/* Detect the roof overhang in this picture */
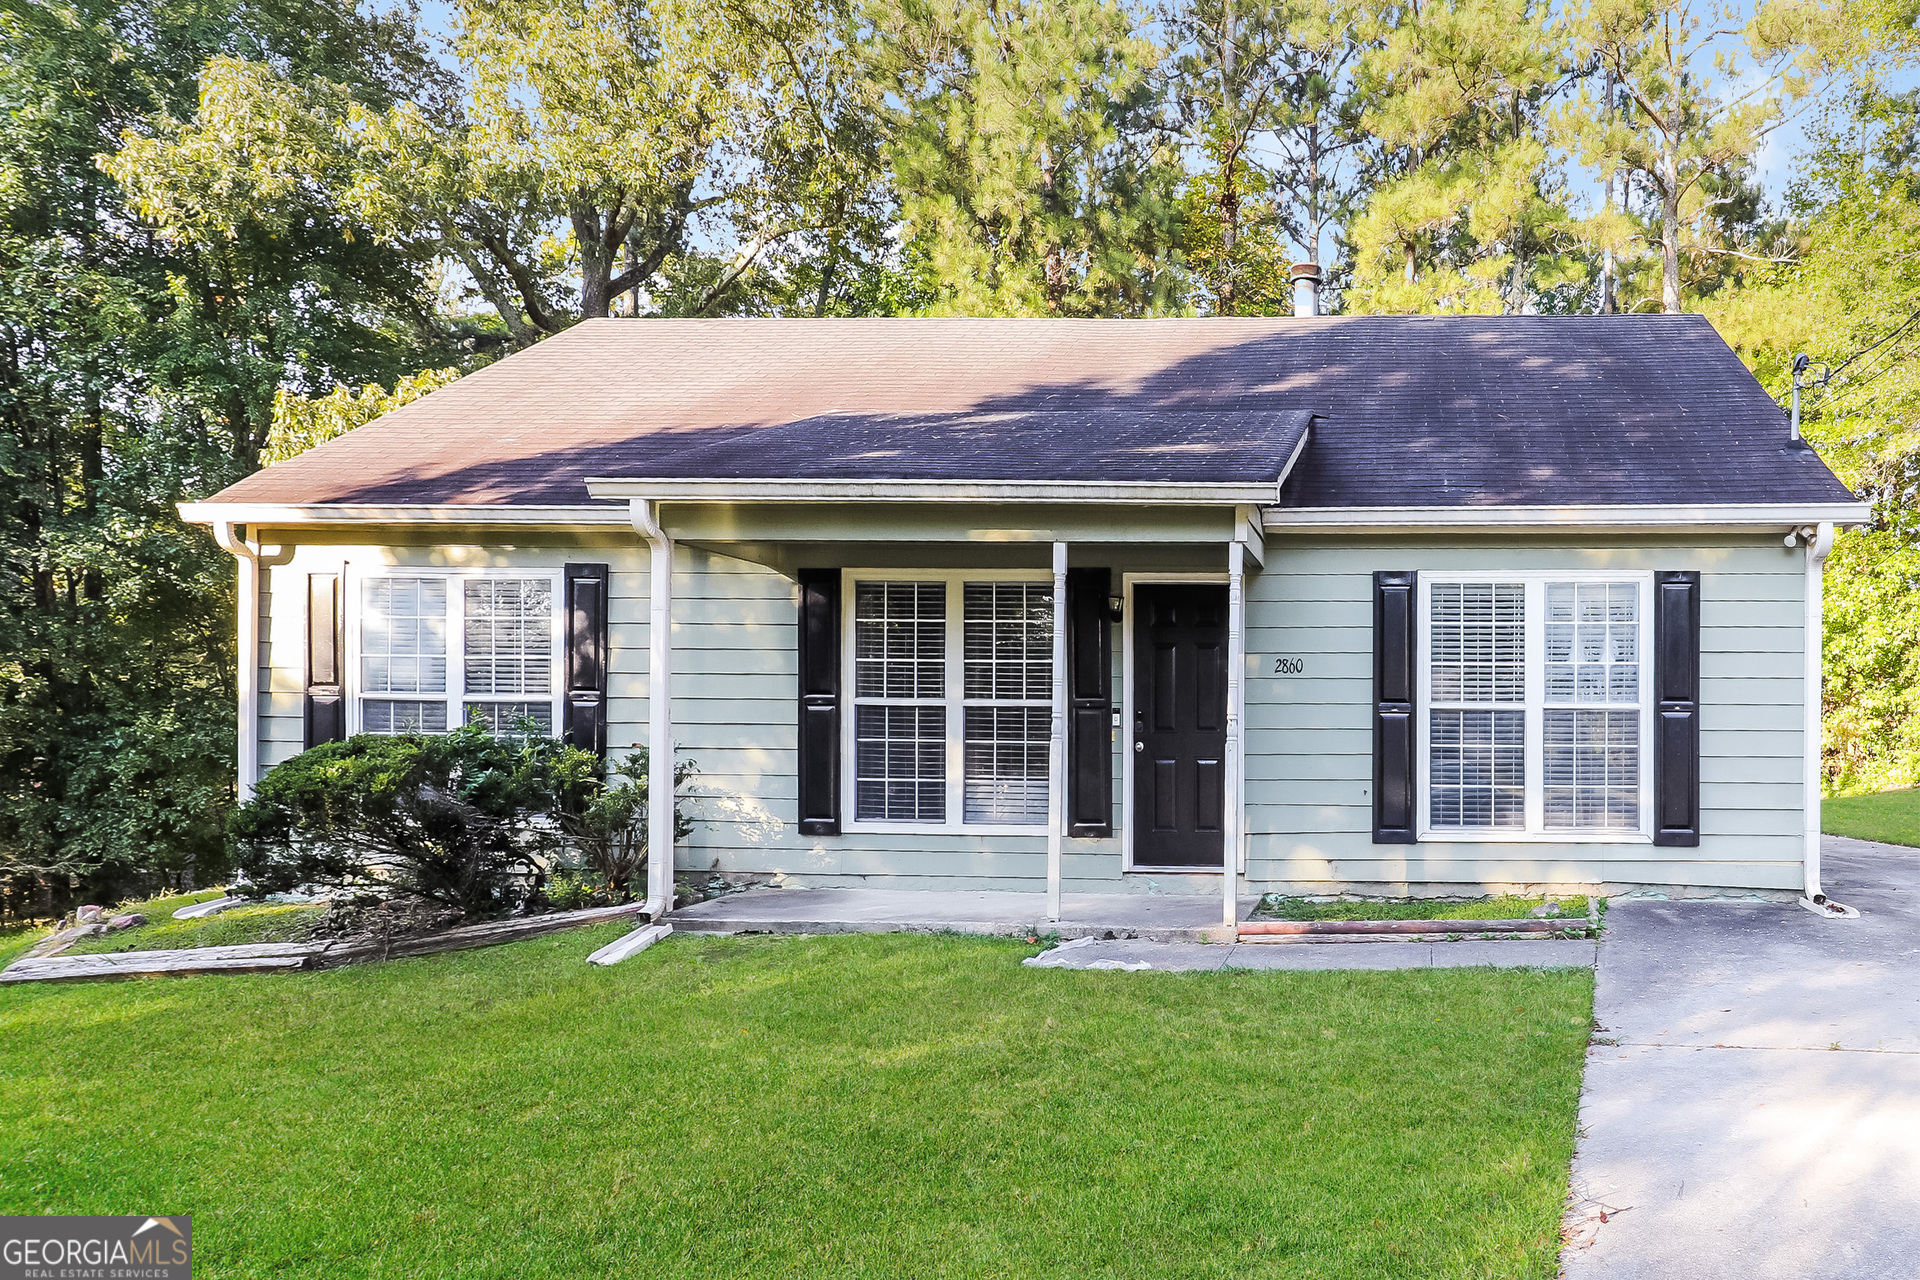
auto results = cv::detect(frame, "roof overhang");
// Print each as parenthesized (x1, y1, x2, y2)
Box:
(176, 502, 634, 527)
(1264, 502, 1873, 534)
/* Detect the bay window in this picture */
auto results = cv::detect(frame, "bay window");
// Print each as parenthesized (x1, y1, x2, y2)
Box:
(845, 572, 1054, 831)
(1418, 572, 1652, 840)
(353, 572, 561, 736)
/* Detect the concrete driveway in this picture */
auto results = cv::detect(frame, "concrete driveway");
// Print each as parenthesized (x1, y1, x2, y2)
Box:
(1563, 837, 1920, 1278)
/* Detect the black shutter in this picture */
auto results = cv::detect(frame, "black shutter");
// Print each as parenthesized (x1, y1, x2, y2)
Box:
(1653, 570, 1701, 846)
(797, 569, 841, 835)
(1066, 567, 1113, 838)
(562, 563, 610, 754)
(303, 573, 345, 748)
(1373, 571, 1417, 843)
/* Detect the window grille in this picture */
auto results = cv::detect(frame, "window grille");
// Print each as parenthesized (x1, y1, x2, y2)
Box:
(360, 577, 448, 734)
(1543, 582, 1641, 829)
(848, 576, 1056, 827)
(961, 583, 1053, 824)
(1422, 575, 1649, 838)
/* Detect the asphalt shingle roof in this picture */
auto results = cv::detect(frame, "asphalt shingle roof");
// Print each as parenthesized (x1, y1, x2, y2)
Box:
(202, 315, 1856, 509)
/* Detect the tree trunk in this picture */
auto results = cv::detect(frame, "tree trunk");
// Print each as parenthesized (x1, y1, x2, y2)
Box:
(1039, 144, 1067, 314)
(1660, 137, 1682, 313)
(1218, 155, 1240, 316)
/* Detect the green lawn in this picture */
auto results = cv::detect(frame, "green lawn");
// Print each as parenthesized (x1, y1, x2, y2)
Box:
(1255, 894, 1593, 922)
(1824, 787, 1920, 847)
(0, 929, 1591, 1279)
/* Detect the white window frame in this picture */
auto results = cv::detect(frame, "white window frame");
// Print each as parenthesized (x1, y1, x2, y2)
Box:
(1416, 569, 1655, 844)
(839, 568, 1056, 836)
(344, 566, 565, 737)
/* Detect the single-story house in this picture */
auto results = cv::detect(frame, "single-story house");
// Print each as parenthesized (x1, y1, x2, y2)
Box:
(180, 314, 1867, 928)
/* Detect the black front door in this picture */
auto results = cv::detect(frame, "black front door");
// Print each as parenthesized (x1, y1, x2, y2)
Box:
(1132, 584, 1227, 868)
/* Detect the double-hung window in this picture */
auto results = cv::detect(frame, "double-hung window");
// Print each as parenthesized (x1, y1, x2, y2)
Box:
(845, 572, 1054, 830)
(354, 572, 561, 736)
(1418, 572, 1652, 840)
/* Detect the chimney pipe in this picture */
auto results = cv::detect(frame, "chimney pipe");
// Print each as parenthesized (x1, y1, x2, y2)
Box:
(1290, 262, 1322, 318)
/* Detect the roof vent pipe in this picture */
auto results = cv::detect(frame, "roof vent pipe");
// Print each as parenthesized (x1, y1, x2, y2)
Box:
(1290, 263, 1322, 318)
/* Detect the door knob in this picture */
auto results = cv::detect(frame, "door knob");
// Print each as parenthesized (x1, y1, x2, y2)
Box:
(1134, 741, 1144, 752)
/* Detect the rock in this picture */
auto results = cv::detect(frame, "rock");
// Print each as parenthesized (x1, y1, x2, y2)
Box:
(75, 905, 105, 923)
(1530, 901, 1563, 918)
(106, 913, 147, 931)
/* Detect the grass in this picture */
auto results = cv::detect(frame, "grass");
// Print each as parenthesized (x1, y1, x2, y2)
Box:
(1824, 787, 1920, 848)
(0, 929, 1591, 1279)
(0, 923, 47, 970)
(60, 889, 325, 956)
(1254, 894, 1593, 922)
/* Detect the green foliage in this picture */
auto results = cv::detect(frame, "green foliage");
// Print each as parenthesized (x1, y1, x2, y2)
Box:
(1707, 91, 1920, 792)
(554, 750, 696, 903)
(230, 724, 599, 917)
(0, 932, 1593, 1277)
(1256, 894, 1593, 921)
(872, 0, 1184, 316)
(264, 367, 463, 464)
(231, 727, 697, 916)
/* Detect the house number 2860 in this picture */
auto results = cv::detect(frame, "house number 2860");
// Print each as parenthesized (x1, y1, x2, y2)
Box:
(1272, 657, 1305, 675)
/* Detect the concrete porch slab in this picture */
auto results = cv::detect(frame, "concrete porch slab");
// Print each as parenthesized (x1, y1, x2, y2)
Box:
(668, 887, 1250, 942)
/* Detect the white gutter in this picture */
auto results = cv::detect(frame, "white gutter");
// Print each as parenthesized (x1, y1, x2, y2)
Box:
(586, 478, 1290, 505)
(1799, 522, 1855, 916)
(1046, 541, 1067, 923)
(178, 502, 632, 527)
(629, 499, 677, 923)
(1264, 502, 1872, 531)
(209, 521, 261, 802)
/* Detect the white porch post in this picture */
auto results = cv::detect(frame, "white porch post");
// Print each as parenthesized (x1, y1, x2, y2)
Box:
(1224, 539, 1246, 932)
(1047, 541, 1068, 923)
(211, 521, 260, 802)
(632, 499, 677, 921)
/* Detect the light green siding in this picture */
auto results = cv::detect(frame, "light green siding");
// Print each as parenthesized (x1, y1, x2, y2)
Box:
(1242, 535, 1807, 894)
(248, 525, 1813, 898)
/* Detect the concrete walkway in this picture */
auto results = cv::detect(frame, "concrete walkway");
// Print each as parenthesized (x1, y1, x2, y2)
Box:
(1564, 836, 1920, 1279)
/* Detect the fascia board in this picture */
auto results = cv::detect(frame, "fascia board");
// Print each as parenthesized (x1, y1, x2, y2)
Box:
(176, 503, 634, 526)
(582, 478, 1286, 504)
(1261, 502, 1874, 532)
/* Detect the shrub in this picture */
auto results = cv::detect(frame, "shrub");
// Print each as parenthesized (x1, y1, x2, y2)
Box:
(230, 726, 696, 919)
(554, 751, 696, 904)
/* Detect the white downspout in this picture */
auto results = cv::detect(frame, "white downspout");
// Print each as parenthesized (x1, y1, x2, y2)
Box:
(210, 520, 261, 802)
(1224, 540, 1246, 933)
(1047, 541, 1068, 923)
(630, 499, 677, 923)
(1801, 521, 1848, 913)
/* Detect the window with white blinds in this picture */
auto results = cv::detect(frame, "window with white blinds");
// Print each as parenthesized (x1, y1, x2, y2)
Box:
(847, 574, 1056, 829)
(463, 578, 554, 734)
(853, 582, 948, 822)
(962, 583, 1053, 824)
(354, 573, 559, 737)
(1419, 574, 1651, 840)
